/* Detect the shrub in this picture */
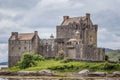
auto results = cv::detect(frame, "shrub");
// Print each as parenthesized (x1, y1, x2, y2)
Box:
(103, 62, 118, 70)
(56, 49, 65, 59)
(105, 55, 109, 61)
(60, 58, 71, 63)
(18, 52, 44, 69)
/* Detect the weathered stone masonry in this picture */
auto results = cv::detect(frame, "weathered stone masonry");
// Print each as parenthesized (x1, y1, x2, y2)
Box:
(8, 13, 105, 67)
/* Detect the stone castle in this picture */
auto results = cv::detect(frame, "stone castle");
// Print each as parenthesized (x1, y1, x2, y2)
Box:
(8, 13, 105, 67)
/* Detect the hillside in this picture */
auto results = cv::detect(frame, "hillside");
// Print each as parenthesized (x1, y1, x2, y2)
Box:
(106, 49, 120, 61)
(0, 62, 8, 65)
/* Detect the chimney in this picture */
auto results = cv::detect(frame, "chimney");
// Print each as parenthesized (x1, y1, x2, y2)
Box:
(86, 13, 90, 19)
(11, 32, 15, 36)
(94, 24, 98, 31)
(15, 32, 18, 40)
(34, 31, 38, 35)
(63, 16, 69, 20)
(86, 13, 90, 26)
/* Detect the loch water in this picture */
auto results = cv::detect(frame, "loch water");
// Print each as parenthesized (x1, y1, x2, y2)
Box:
(0, 77, 120, 80)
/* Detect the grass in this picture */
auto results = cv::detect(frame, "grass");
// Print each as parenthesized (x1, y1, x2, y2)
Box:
(8, 59, 120, 74)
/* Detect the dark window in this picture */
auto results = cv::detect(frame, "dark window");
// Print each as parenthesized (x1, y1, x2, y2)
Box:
(12, 47, 14, 50)
(24, 47, 26, 50)
(19, 47, 21, 50)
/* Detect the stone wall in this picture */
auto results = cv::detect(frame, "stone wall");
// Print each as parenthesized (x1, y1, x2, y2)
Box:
(66, 44, 105, 61)
(8, 40, 32, 67)
(40, 39, 56, 58)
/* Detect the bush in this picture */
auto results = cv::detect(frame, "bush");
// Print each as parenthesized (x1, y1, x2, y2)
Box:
(56, 49, 65, 59)
(103, 62, 118, 70)
(60, 58, 71, 63)
(18, 52, 44, 69)
(105, 55, 109, 61)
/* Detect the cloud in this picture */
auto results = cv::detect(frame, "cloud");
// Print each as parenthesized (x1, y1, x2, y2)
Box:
(0, 0, 120, 62)
(0, 43, 8, 63)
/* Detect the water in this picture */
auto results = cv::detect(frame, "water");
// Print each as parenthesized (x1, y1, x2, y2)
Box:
(0, 77, 120, 80)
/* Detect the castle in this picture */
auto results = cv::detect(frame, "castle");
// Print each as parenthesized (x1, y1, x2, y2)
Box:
(8, 13, 105, 67)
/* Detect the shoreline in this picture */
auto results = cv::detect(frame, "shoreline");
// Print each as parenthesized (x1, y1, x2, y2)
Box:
(0, 75, 120, 79)
(0, 71, 120, 78)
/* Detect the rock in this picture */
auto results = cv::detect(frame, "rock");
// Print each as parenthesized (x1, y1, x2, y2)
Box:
(38, 70, 54, 76)
(113, 71, 120, 75)
(77, 70, 90, 76)
(17, 71, 37, 76)
(106, 74, 114, 77)
(0, 71, 11, 75)
(113, 71, 120, 76)
(91, 72, 107, 77)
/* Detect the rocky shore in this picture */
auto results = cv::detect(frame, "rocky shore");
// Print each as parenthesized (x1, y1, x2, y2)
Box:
(0, 70, 120, 77)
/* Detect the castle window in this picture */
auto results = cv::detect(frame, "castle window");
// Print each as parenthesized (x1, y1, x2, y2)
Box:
(19, 47, 21, 50)
(90, 36, 93, 42)
(12, 47, 14, 50)
(24, 47, 26, 50)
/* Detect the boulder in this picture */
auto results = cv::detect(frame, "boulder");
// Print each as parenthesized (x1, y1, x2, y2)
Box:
(113, 71, 120, 75)
(113, 71, 120, 76)
(91, 72, 107, 77)
(77, 70, 90, 76)
(17, 71, 37, 76)
(38, 70, 54, 76)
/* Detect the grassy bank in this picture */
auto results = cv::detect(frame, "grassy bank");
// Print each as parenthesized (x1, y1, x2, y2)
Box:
(8, 59, 120, 74)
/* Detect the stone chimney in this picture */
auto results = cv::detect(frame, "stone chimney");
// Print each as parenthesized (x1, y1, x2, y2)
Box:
(14, 32, 18, 40)
(63, 16, 69, 21)
(86, 13, 90, 26)
(86, 13, 90, 19)
(34, 31, 38, 35)
(11, 32, 15, 36)
(11, 32, 18, 40)
(94, 24, 98, 31)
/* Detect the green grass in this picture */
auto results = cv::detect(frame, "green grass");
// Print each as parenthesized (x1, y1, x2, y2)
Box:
(8, 59, 120, 74)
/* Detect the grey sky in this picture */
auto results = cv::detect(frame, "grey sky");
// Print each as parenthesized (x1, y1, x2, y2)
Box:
(0, 0, 120, 63)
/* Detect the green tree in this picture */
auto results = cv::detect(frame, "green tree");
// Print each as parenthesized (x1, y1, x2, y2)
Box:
(105, 55, 109, 61)
(18, 52, 44, 69)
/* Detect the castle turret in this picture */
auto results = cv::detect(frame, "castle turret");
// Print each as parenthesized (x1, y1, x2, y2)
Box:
(75, 31, 80, 40)
(50, 33, 54, 39)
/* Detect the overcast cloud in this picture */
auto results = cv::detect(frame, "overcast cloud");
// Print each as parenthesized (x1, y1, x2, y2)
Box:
(0, 0, 120, 63)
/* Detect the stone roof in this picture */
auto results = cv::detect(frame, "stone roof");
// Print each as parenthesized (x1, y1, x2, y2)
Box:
(61, 16, 87, 25)
(18, 33, 35, 40)
(10, 33, 35, 40)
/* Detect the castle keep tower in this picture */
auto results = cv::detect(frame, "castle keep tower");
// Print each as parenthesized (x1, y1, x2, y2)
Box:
(57, 13, 97, 47)
(56, 13, 105, 61)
